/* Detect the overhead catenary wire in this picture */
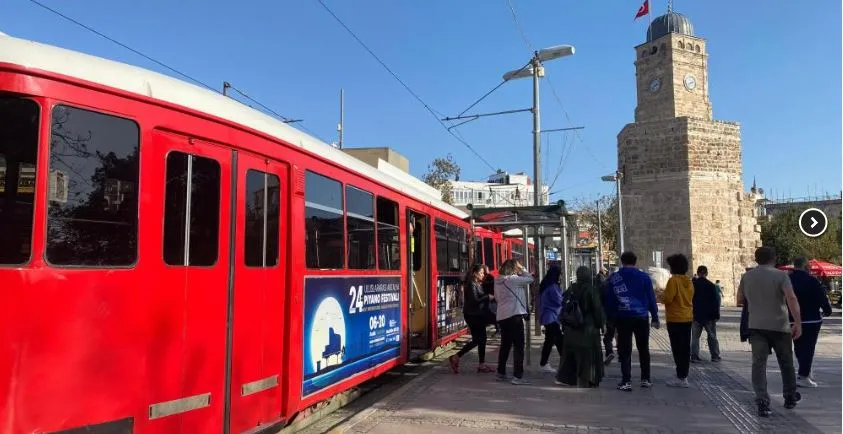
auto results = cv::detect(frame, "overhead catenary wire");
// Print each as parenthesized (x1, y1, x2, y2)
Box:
(504, 0, 611, 181)
(26, 0, 331, 143)
(317, 0, 497, 172)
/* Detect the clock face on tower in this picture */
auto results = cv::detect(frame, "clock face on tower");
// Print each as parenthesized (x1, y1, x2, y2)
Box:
(649, 78, 661, 93)
(684, 74, 697, 91)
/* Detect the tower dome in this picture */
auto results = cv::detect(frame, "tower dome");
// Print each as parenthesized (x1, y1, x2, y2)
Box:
(646, 10, 694, 41)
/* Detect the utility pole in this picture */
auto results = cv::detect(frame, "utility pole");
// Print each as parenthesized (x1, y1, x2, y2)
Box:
(338, 89, 344, 149)
(596, 199, 604, 271)
(531, 52, 546, 295)
(616, 171, 625, 255)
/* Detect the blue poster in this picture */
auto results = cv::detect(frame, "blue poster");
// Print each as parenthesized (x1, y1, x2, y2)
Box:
(302, 276, 402, 396)
(437, 276, 466, 337)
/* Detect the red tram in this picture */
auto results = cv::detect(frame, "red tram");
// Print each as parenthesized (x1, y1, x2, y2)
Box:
(0, 34, 520, 433)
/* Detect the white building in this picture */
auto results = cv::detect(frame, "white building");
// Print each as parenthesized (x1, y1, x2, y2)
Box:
(449, 171, 549, 211)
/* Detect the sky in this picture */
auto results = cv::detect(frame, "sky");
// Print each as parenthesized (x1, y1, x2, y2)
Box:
(4, 0, 840, 203)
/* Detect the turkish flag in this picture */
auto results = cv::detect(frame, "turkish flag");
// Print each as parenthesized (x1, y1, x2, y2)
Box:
(635, 0, 649, 20)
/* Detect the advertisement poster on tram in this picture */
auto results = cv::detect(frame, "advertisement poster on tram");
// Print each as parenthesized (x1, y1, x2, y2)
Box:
(301, 276, 402, 396)
(437, 276, 466, 338)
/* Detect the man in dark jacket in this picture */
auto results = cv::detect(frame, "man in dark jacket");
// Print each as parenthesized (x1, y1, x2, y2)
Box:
(789, 257, 833, 388)
(691, 266, 721, 362)
(596, 268, 615, 365)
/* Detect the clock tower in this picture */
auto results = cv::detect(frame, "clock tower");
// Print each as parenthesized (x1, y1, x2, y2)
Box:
(617, 8, 760, 304)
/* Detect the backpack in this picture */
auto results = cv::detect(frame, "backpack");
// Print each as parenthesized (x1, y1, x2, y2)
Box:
(560, 288, 584, 330)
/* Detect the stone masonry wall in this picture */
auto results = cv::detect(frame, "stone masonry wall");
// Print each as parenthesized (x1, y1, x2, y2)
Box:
(686, 119, 760, 304)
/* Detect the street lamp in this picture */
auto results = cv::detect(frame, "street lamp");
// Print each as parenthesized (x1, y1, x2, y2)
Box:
(602, 171, 624, 258)
(502, 44, 575, 277)
(502, 44, 575, 211)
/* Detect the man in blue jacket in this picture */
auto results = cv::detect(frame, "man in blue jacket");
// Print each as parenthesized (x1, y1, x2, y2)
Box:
(691, 265, 721, 363)
(603, 251, 660, 392)
(789, 257, 833, 388)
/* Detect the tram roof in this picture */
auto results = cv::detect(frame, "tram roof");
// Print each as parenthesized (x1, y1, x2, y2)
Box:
(0, 33, 468, 220)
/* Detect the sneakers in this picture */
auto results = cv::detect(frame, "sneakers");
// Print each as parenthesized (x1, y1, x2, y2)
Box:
(554, 379, 573, 387)
(690, 356, 702, 364)
(496, 373, 512, 382)
(640, 379, 653, 388)
(448, 355, 459, 374)
(711, 356, 722, 362)
(666, 378, 690, 388)
(617, 382, 632, 392)
(757, 402, 772, 417)
(784, 392, 802, 409)
(603, 353, 615, 366)
(797, 376, 818, 388)
(510, 377, 531, 385)
(477, 364, 495, 373)
(540, 364, 556, 374)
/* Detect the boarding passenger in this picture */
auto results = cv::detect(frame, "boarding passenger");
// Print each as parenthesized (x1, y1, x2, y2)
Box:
(495, 259, 534, 385)
(450, 264, 495, 374)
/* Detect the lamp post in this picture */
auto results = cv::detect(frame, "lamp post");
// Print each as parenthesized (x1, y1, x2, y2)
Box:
(602, 171, 624, 260)
(503, 44, 575, 279)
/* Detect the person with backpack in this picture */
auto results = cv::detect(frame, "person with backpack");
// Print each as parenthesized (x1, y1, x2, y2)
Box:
(449, 264, 496, 374)
(539, 265, 565, 373)
(555, 266, 606, 388)
(603, 252, 660, 392)
(494, 259, 534, 385)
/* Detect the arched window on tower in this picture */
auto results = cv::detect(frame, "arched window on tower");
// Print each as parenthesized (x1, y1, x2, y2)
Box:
(695, 45, 701, 53)
(679, 41, 685, 49)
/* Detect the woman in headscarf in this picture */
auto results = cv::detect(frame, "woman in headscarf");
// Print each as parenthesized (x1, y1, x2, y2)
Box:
(556, 266, 605, 388)
(539, 265, 564, 373)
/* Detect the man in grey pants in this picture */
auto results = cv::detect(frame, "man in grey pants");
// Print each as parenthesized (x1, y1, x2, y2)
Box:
(737, 247, 802, 417)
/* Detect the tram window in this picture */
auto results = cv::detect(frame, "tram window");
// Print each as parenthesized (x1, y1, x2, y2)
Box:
(163, 152, 221, 266)
(474, 239, 482, 265)
(346, 185, 375, 270)
(446, 225, 461, 272)
(46, 105, 139, 266)
(434, 219, 448, 273)
(496, 243, 502, 269)
(455, 227, 468, 273)
(245, 170, 280, 267)
(376, 197, 400, 270)
(483, 237, 494, 270)
(0, 97, 39, 265)
(305, 171, 344, 269)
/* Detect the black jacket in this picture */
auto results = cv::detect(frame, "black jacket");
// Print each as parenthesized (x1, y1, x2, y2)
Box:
(692, 277, 720, 323)
(788, 270, 833, 323)
(463, 280, 490, 316)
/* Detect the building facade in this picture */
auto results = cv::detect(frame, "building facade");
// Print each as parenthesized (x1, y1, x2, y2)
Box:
(616, 8, 761, 304)
(448, 171, 549, 211)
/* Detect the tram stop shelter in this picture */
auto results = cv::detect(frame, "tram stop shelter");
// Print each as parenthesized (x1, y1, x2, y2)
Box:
(465, 200, 573, 365)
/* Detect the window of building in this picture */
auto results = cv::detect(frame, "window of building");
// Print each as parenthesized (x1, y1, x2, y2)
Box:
(483, 237, 494, 270)
(346, 185, 375, 270)
(163, 152, 221, 266)
(0, 97, 39, 265)
(47, 105, 140, 266)
(245, 170, 280, 267)
(305, 171, 344, 269)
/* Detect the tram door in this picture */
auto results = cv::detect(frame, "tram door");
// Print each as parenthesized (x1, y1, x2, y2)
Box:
(407, 211, 431, 356)
(228, 152, 288, 433)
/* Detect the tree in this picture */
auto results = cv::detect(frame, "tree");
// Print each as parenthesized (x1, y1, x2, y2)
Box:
(422, 154, 461, 204)
(761, 207, 842, 265)
(571, 195, 619, 264)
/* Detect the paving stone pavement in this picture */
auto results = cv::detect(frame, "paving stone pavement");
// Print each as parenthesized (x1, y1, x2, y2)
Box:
(327, 311, 840, 434)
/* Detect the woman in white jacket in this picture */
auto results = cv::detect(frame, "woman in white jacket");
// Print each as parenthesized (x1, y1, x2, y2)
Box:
(494, 259, 535, 385)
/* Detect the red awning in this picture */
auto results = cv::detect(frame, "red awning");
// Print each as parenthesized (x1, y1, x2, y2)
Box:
(778, 259, 842, 278)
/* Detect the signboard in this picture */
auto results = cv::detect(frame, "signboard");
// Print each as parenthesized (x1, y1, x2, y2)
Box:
(302, 276, 402, 396)
(437, 276, 465, 337)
